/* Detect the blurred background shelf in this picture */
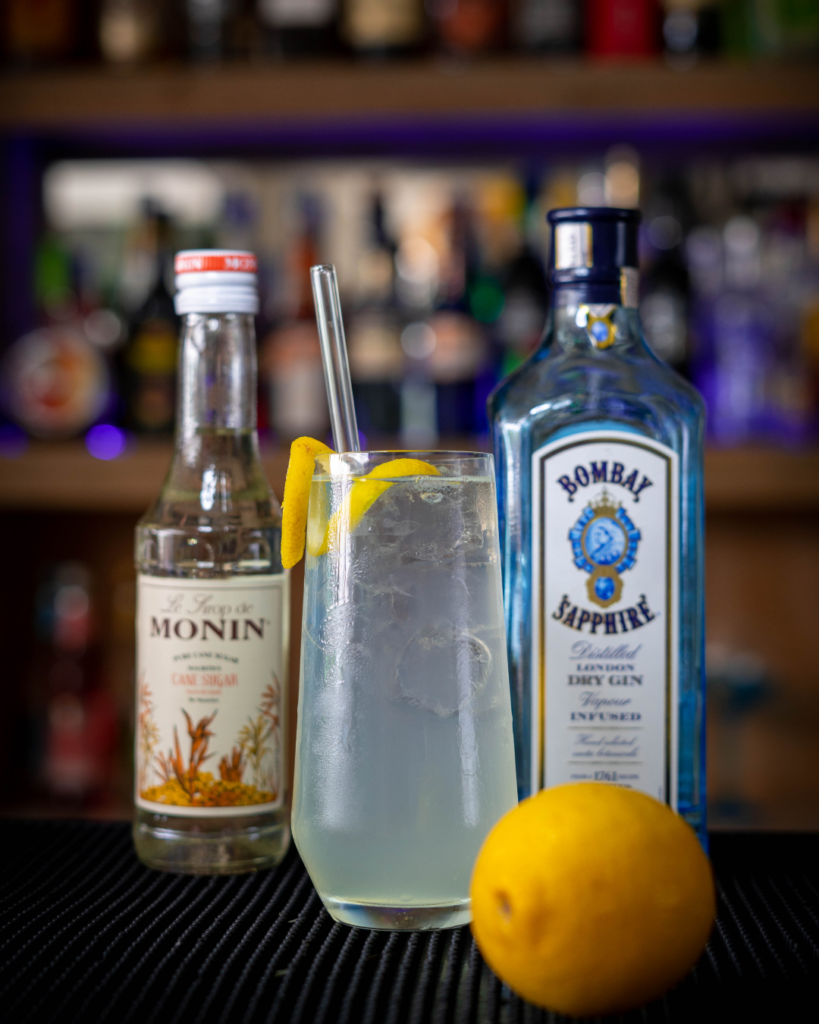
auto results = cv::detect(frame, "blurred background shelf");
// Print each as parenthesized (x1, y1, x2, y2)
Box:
(2, 61, 818, 128)
(1, 441, 818, 513)
(704, 447, 819, 513)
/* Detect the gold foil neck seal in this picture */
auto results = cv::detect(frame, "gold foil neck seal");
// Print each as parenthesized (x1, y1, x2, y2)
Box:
(555, 222, 593, 270)
(620, 267, 639, 308)
(579, 305, 617, 349)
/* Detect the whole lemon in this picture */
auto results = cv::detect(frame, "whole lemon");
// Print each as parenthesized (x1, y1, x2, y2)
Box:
(470, 783, 715, 1017)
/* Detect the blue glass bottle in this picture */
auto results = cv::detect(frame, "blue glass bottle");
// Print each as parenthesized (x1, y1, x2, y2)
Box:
(489, 208, 706, 844)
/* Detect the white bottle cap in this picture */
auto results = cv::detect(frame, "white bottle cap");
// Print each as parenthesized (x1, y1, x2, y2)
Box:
(174, 250, 259, 315)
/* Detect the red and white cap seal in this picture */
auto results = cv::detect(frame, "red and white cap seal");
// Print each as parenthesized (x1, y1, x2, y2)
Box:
(174, 249, 259, 315)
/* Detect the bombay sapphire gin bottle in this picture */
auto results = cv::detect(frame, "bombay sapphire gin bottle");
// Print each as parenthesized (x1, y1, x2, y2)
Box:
(489, 208, 706, 843)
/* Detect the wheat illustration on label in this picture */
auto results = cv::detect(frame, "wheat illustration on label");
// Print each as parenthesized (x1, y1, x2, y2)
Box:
(139, 673, 283, 808)
(136, 676, 160, 796)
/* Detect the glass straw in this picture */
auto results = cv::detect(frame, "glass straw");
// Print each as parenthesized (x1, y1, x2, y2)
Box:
(310, 264, 361, 453)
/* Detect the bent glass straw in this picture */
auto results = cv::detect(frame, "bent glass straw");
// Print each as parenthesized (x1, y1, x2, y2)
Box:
(310, 264, 361, 454)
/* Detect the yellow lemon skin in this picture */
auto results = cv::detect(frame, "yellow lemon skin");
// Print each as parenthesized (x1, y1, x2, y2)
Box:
(310, 457, 440, 557)
(470, 783, 715, 1018)
(281, 436, 334, 569)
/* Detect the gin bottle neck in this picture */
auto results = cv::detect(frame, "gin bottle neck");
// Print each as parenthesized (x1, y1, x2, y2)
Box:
(546, 280, 645, 356)
(176, 312, 258, 453)
(550, 265, 639, 310)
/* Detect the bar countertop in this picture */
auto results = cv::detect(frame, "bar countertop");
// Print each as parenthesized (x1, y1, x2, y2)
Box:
(0, 821, 817, 1023)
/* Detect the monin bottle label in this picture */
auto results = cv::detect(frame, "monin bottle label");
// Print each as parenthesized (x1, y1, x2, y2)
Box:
(531, 432, 679, 806)
(136, 575, 288, 817)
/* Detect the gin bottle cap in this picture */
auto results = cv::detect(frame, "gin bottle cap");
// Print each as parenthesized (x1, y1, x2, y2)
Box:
(547, 208, 640, 293)
(174, 249, 259, 315)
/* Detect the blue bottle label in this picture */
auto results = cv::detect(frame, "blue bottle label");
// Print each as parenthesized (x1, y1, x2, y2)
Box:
(531, 432, 680, 806)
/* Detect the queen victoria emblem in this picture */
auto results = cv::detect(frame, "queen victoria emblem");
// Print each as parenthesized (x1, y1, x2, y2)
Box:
(579, 304, 617, 349)
(568, 489, 640, 608)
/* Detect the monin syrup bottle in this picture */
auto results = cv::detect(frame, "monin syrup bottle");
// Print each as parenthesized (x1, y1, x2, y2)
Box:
(134, 251, 290, 873)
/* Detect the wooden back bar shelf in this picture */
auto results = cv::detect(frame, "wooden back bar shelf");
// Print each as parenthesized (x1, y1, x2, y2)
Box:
(1, 61, 817, 130)
(1, 442, 817, 514)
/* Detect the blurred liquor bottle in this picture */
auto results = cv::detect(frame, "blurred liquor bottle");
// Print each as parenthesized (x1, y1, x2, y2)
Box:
(342, 0, 426, 55)
(426, 194, 490, 436)
(803, 293, 819, 437)
(397, 199, 457, 444)
(120, 205, 179, 435)
(257, 0, 339, 55)
(585, 0, 660, 56)
(1, 324, 110, 440)
(803, 199, 819, 435)
(428, 0, 507, 54)
(0, 236, 112, 439)
(721, 0, 757, 53)
(494, 187, 549, 379)
(640, 176, 693, 375)
(771, 0, 819, 54)
(763, 200, 818, 445)
(186, 0, 254, 60)
(510, 0, 581, 52)
(2, 0, 79, 65)
(99, 0, 171, 64)
(706, 643, 770, 824)
(660, 0, 721, 66)
(686, 195, 819, 446)
(348, 194, 404, 437)
(35, 231, 126, 347)
(689, 217, 776, 445)
(723, 0, 819, 55)
(465, 176, 530, 401)
(260, 196, 330, 439)
(30, 563, 119, 808)
(641, 238, 691, 375)
(216, 190, 259, 252)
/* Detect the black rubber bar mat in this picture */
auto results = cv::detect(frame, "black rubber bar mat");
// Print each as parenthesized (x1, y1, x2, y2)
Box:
(1, 822, 817, 1023)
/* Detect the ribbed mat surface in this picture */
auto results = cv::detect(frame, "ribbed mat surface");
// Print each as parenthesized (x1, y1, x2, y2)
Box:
(1, 822, 817, 1024)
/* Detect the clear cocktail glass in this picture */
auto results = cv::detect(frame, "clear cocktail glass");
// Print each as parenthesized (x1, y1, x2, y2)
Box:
(292, 450, 518, 930)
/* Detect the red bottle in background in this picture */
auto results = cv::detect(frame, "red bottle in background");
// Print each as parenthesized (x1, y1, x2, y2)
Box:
(429, 0, 507, 54)
(585, 0, 660, 57)
(3, 0, 77, 64)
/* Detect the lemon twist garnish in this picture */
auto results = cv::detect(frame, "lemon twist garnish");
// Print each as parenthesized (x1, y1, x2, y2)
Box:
(309, 457, 440, 558)
(281, 440, 441, 568)
(281, 436, 334, 569)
